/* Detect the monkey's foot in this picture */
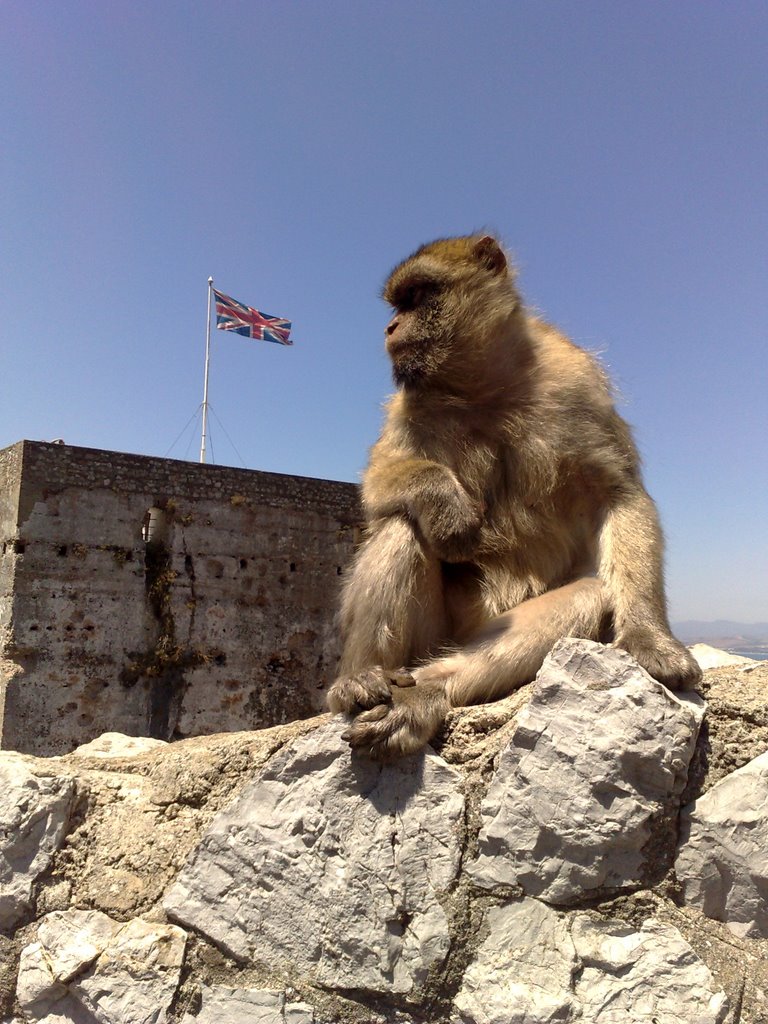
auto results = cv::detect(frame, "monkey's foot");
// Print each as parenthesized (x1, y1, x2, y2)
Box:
(615, 630, 703, 691)
(341, 680, 449, 761)
(327, 666, 415, 715)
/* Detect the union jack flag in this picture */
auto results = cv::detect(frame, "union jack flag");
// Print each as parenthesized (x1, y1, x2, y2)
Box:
(212, 288, 293, 346)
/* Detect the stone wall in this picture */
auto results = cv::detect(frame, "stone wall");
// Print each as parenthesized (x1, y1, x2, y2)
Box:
(0, 441, 360, 756)
(2, 642, 767, 1023)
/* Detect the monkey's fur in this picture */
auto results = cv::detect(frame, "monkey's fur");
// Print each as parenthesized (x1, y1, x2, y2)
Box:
(328, 234, 701, 760)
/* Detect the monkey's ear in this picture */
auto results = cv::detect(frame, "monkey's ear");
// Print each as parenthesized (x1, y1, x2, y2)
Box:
(472, 236, 507, 275)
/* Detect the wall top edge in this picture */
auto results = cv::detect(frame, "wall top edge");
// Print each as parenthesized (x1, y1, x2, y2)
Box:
(2, 440, 361, 519)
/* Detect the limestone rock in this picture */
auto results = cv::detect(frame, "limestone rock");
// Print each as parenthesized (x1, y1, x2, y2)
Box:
(0, 753, 74, 929)
(453, 898, 578, 1023)
(181, 986, 314, 1023)
(36, 725, 314, 923)
(676, 749, 768, 938)
(165, 719, 464, 994)
(1, 654, 765, 1023)
(690, 644, 758, 670)
(571, 916, 727, 1023)
(17, 908, 186, 1023)
(70, 733, 169, 759)
(469, 639, 704, 903)
(454, 899, 727, 1024)
(16, 908, 117, 1005)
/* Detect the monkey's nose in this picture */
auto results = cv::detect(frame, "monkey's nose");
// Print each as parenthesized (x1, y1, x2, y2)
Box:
(386, 318, 399, 336)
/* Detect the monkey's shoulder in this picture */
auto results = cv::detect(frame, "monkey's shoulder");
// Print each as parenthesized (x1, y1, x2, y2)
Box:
(526, 315, 611, 392)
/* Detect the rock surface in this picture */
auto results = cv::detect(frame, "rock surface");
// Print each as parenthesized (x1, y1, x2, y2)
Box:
(17, 908, 186, 1023)
(180, 986, 315, 1024)
(571, 915, 727, 1023)
(164, 719, 464, 994)
(469, 640, 704, 902)
(676, 749, 768, 938)
(0, 754, 75, 930)
(454, 898, 727, 1024)
(69, 734, 169, 759)
(453, 898, 576, 1023)
(1, 641, 767, 1023)
(689, 643, 759, 671)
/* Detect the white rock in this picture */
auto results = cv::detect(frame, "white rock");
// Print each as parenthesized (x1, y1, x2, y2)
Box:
(17, 909, 117, 1006)
(181, 985, 314, 1024)
(74, 917, 186, 1022)
(15, 942, 67, 1011)
(469, 639, 704, 903)
(284, 1005, 314, 1024)
(17, 909, 186, 1023)
(454, 901, 726, 1024)
(676, 749, 768, 938)
(689, 644, 758, 670)
(69, 732, 169, 758)
(0, 753, 75, 929)
(453, 898, 577, 1023)
(165, 719, 464, 994)
(572, 916, 728, 1023)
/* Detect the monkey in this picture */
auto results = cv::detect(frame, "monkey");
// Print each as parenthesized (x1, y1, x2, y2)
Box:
(327, 234, 701, 760)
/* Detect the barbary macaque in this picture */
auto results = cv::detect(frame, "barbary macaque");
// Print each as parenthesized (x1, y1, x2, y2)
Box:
(328, 234, 700, 759)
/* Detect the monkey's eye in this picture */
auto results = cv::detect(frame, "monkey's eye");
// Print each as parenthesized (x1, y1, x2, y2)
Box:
(396, 290, 418, 313)
(394, 281, 438, 313)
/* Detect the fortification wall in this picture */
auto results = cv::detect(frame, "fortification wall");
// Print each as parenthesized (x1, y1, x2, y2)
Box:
(0, 442, 25, 741)
(0, 441, 361, 756)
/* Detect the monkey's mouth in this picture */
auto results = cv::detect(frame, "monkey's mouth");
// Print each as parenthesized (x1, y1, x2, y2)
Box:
(386, 337, 422, 360)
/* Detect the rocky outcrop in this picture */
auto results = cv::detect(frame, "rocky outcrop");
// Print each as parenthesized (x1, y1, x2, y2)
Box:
(0, 755, 75, 931)
(454, 899, 728, 1024)
(164, 721, 465, 993)
(676, 749, 768, 939)
(469, 643, 704, 902)
(16, 910, 186, 1023)
(1, 639, 767, 1024)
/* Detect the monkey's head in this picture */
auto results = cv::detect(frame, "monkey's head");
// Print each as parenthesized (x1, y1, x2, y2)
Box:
(382, 234, 524, 395)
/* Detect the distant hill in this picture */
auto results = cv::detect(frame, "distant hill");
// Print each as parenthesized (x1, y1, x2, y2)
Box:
(673, 620, 768, 642)
(673, 620, 768, 660)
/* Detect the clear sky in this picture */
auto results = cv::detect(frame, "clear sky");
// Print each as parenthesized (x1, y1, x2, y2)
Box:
(2, 2, 766, 623)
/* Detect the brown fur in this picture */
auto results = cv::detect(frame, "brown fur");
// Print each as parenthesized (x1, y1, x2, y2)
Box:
(327, 234, 701, 760)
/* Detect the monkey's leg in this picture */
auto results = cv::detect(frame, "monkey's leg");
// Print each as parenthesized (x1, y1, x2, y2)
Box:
(599, 488, 701, 690)
(343, 577, 606, 759)
(424, 576, 608, 705)
(327, 516, 448, 716)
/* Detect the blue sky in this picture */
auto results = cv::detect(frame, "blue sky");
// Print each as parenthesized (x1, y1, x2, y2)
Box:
(2, 1, 766, 623)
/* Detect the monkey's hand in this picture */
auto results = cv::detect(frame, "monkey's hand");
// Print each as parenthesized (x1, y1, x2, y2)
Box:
(340, 679, 449, 761)
(415, 490, 484, 563)
(327, 666, 416, 716)
(364, 455, 484, 562)
(615, 628, 702, 691)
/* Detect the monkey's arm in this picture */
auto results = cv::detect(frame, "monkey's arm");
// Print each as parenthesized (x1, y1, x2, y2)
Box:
(363, 444, 483, 562)
(598, 483, 701, 689)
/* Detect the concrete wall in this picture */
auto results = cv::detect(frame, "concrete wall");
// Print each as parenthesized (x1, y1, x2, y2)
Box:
(0, 441, 361, 756)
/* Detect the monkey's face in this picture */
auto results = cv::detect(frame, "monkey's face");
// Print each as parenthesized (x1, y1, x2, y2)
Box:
(382, 235, 519, 393)
(384, 279, 450, 389)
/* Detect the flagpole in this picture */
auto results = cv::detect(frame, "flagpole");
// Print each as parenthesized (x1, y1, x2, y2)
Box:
(200, 277, 213, 464)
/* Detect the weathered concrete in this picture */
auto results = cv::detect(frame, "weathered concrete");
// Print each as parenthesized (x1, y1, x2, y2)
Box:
(0, 441, 360, 755)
